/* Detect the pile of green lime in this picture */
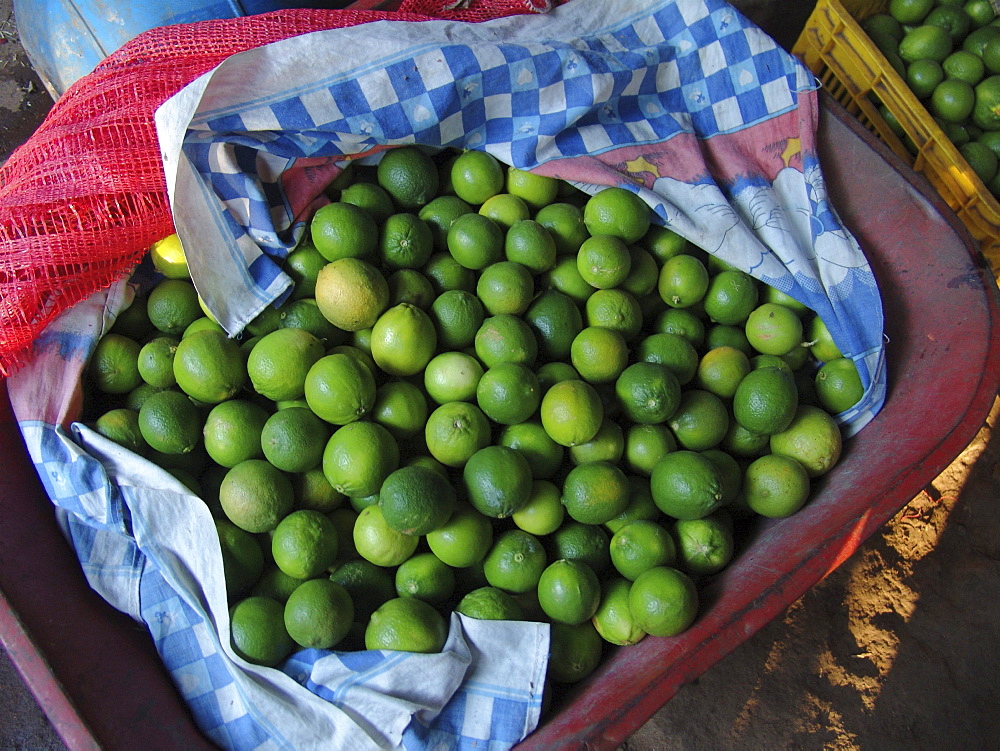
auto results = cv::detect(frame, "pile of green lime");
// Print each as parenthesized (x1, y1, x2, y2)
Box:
(860, 0, 1000, 193)
(83, 146, 860, 684)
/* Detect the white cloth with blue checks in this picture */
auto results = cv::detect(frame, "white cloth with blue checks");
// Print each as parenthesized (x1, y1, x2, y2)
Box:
(157, 0, 885, 435)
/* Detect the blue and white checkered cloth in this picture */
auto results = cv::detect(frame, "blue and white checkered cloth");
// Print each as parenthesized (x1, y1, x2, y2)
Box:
(157, 0, 885, 436)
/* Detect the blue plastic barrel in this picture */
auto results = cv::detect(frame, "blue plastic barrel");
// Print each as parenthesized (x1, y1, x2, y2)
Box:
(14, 0, 354, 97)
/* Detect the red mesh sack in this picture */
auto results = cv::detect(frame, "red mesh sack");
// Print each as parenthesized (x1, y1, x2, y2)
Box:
(0, 0, 553, 376)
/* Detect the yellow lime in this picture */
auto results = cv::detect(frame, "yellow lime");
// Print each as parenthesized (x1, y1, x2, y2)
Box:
(592, 577, 646, 646)
(314, 257, 389, 332)
(150, 233, 190, 279)
(743, 454, 811, 518)
(425, 503, 494, 568)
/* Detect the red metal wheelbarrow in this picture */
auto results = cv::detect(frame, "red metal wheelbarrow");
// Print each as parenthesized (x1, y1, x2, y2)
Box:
(1, 91, 998, 750)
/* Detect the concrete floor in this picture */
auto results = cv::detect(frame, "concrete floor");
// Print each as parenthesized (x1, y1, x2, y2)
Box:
(3, 2, 999, 750)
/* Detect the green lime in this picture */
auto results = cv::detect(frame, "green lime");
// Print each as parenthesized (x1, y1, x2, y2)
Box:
(615, 361, 682, 424)
(89, 333, 143, 395)
(425, 504, 494, 568)
(219, 459, 295, 534)
(475, 362, 541, 425)
(378, 465, 457, 536)
(456, 586, 524, 620)
(365, 597, 449, 653)
(624, 423, 677, 477)
(561, 461, 630, 525)
(283, 578, 354, 649)
(497, 421, 565, 480)
(310, 201, 378, 262)
(261, 407, 330, 473)
(203, 399, 269, 468)
(671, 512, 734, 576)
(732, 365, 798, 435)
(610, 519, 676, 581)
(323, 421, 399, 498)
(303, 352, 377, 426)
(137, 389, 203, 455)
(394, 552, 456, 604)
(627, 566, 698, 637)
(592, 577, 647, 646)
(424, 401, 492, 468)
(462, 445, 533, 519)
(271, 509, 339, 580)
(537, 559, 601, 626)
(650, 450, 725, 521)
(482, 529, 547, 594)
(248, 327, 325, 402)
(547, 622, 603, 684)
(377, 146, 439, 209)
(229, 596, 294, 667)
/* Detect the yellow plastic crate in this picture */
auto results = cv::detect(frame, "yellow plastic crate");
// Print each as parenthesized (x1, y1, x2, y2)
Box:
(793, 0, 1000, 275)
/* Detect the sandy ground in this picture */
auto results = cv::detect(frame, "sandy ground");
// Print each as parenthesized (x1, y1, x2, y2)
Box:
(2, 2, 999, 750)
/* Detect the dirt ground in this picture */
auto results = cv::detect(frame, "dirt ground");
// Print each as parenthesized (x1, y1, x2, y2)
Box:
(2, 2, 1000, 750)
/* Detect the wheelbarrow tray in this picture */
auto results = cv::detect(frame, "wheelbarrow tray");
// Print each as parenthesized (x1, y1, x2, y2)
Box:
(1, 91, 998, 751)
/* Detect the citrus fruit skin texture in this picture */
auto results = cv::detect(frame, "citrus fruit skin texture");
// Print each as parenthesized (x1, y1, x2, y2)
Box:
(378, 465, 457, 536)
(230, 596, 295, 667)
(627, 566, 699, 638)
(365, 597, 449, 653)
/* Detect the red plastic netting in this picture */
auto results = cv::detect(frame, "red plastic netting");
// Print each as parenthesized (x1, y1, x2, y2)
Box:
(0, 0, 555, 377)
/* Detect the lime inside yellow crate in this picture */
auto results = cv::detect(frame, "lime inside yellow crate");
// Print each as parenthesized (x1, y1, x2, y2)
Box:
(793, 0, 1000, 276)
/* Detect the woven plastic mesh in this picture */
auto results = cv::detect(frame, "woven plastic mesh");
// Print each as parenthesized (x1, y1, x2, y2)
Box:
(0, 1, 551, 377)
